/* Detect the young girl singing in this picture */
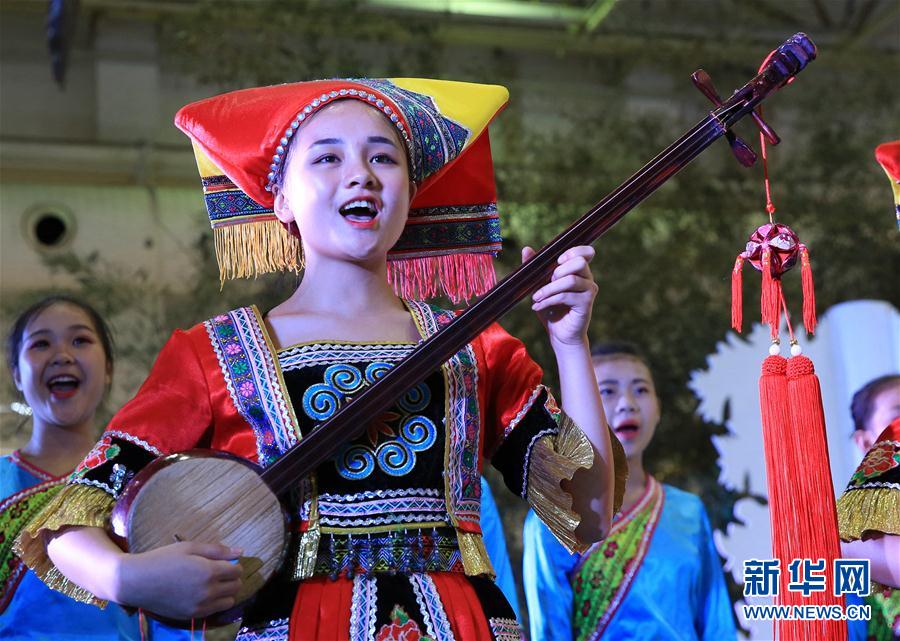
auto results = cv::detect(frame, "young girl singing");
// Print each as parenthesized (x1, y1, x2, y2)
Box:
(18, 78, 625, 641)
(3, 296, 184, 640)
(523, 342, 735, 641)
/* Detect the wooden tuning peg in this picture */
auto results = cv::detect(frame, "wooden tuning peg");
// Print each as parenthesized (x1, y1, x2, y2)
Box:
(692, 70, 758, 166)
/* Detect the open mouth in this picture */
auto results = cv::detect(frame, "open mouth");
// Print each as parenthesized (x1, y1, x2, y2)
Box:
(613, 420, 640, 439)
(340, 199, 379, 225)
(47, 375, 80, 399)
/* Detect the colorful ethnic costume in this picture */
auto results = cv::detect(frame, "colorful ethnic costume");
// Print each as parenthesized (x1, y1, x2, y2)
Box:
(16, 78, 626, 641)
(837, 418, 900, 641)
(523, 476, 736, 641)
(0, 451, 183, 641)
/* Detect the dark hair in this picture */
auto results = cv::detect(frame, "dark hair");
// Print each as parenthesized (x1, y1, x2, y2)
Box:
(5, 295, 115, 378)
(590, 341, 646, 363)
(590, 340, 655, 374)
(850, 374, 900, 432)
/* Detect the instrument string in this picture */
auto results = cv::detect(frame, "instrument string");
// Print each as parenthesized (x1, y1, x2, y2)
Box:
(262, 114, 725, 496)
(761, 119, 776, 223)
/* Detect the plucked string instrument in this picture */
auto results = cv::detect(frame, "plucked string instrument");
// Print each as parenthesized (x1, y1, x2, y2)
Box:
(111, 33, 817, 627)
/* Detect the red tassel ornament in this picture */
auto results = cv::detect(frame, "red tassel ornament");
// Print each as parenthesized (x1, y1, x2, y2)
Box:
(784, 354, 846, 641)
(799, 245, 817, 335)
(760, 249, 782, 337)
(731, 223, 809, 338)
(731, 256, 744, 332)
(730, 227, 841, 640)
(758, 354, 793, 563)
(730, 83, 840, 639)
(758, 354, 801, 641)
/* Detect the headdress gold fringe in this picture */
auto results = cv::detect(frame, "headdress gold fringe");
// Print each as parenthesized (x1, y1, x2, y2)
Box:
(836, 487, 900, 542)
(526, 413, 627, 554)
(14, 484, 115, 606)
(214, 219, 303, 285)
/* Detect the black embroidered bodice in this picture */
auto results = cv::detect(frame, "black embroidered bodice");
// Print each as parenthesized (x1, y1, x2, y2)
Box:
(278, 341, 465, 577)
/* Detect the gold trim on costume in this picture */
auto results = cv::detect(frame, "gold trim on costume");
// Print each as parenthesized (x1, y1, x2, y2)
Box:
(291, 517, 321, 581)
(319, 521, 448, 536)
(13, 484, 115, 606)
(214, 220, 303, 284)
(275, 339, 418, 353)
(836, 487, 900, 542)
(457, 530, 495, 577)
(251, 304, 304, 444)
(526, 414, 627, 554)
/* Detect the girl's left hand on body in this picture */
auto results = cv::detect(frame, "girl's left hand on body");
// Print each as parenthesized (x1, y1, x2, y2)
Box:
(523, 245, 598, 347)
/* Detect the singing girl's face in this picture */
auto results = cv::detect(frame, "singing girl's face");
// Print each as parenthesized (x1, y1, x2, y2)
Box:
(273, 99, 416, 266)
(593, 356, 661, 461)
(854, 382, 900, 454)
(13, 302, 110, 432)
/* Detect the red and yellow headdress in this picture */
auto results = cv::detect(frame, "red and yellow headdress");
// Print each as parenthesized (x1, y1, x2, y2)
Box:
(175, 78, 509, 302)
(874, 140, 900, 230)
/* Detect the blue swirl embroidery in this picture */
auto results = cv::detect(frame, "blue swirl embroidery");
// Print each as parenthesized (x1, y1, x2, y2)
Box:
(365, 362, 391, 383)
(398, 382, 430, 414)
(327, 363, 364, 392)
(400, 415, 436, 449)
(301, 362, 438, 480)
(303, 364, 365, 420)
(339, 445, 376, 480)
(375, 441, 413, 477)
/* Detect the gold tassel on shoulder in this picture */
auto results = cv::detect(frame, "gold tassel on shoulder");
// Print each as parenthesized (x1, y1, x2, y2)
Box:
(14, 484, 115, 605)
(836, 487, 900, 542)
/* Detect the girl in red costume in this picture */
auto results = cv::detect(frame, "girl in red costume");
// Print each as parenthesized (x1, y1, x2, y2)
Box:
(17, 79, 625, 640)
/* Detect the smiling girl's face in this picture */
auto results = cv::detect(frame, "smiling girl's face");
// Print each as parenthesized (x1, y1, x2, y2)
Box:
(13, 302, 110, 433)
(593, 356, 661, 461)
(273, 99, 416, 267)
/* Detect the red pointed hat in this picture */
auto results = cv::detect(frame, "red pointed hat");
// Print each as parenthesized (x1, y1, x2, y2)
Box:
(874, 140, 900, 230)
(175, 78, 509, 301)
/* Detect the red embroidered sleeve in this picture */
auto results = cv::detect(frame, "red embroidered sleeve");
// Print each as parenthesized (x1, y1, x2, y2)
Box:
(475, 322, 549, 460)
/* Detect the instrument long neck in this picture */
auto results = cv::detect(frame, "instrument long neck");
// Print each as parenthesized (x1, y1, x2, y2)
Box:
(261, 113, 725, 496)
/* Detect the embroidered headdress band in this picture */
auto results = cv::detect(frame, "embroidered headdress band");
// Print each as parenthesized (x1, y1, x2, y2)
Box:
(175, 78, 509, 301)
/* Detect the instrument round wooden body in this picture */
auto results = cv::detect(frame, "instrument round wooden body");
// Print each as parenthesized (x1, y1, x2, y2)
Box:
(110, 450, 287, 627)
